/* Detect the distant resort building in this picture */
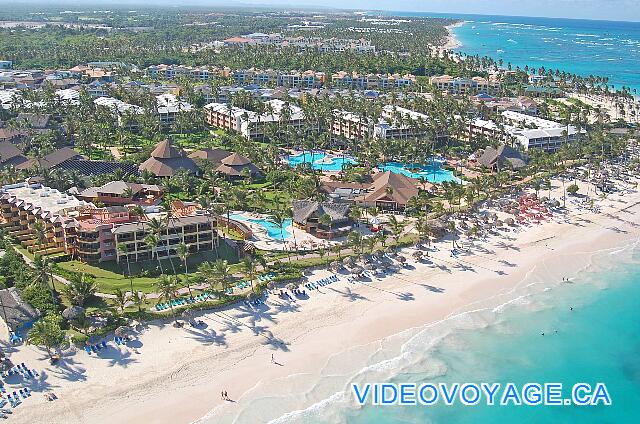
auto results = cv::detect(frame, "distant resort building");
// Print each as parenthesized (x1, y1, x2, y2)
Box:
(375, 105, 432, 140)
(156, 94, 192, 128)
(469, 111, 583, 152)
(429, 75, 501, 95)
(331, 71, 415, 89)
(204, 99, 304, 140)
(471, 95, 539, 116)
(94, 96, 144, 130)
(332, 110, 374, 140)
(331, 106, 446, 141)
(140, 138, 200, 177)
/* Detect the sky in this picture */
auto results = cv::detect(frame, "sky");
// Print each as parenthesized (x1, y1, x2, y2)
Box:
(227, 0, 640, 22)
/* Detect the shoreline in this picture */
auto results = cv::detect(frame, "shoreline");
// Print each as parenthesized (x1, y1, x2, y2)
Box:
(6, 177, 640, 424)
(443, 21, 465, 50)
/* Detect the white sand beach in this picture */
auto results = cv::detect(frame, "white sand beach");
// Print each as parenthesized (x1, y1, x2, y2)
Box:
(443, 22, 465, 50)
(4, 177, 640, 424)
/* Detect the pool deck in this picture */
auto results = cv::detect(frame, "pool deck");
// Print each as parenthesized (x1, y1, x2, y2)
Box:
(229, 211, 339, 251)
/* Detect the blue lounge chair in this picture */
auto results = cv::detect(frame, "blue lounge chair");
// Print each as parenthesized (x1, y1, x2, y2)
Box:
(101, 341, 107, 349)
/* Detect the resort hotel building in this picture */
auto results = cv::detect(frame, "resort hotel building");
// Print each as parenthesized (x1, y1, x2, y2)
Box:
(0, 182, 218, 263)
(204, 99, 304, 140)
(470, 111, 583, 152)
(332, 106, 446, 141)
(429, 75, 501, 95)
(112, 215, 217, 264)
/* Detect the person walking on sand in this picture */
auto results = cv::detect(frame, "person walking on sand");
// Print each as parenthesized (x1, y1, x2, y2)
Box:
(221, 390, 224, 400)
(271, 353, 274, 363)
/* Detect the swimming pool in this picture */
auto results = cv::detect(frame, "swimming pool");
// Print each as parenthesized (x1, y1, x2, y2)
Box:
(229, 213, 293, 240)
(287, 151, 358, 172)
(379, 161, 461, 183)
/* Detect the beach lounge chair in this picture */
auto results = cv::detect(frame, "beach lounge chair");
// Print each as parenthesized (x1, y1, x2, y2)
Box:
(101, 341, 107, 349)
(84, 345, 92, 354)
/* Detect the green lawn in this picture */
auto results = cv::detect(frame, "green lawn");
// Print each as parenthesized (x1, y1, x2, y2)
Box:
(56, 242, 240, 294)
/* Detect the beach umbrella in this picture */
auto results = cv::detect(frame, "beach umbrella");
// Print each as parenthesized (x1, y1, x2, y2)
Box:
(286, 283, 298, 291)
(62, 306, 85, 321)
(495, 220, 503, 227)
(504, 217, 515, 226)
(412, 251, 423, 259)
(329, 261, 341, 271)
(181, 309, 193, 319)
(267, 281, 276, 290)
(364, 264, 376, 271)
(115, 326, 130, 338)
(352, 266, 364, 275)
(396, 255, 407, 263)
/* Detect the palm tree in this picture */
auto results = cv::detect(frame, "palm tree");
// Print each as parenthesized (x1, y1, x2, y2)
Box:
(32, 221, 46, 254)
(148, 217, 177, 276)
(242, 256, 258, 292)
(144, 233, 163, 274)
(62, 273, 97, 307)
(154, 275, 180, 325)
(31, 255, 56, 295)
(177, 242, 189, 274)
(27, 314, 64, 360)
(117, 242, 135, 296)
(128, 291, 147, 315)
(212, 259, 232, 295)
(113, 288, 128, 314)
(387, 215, 406, 244)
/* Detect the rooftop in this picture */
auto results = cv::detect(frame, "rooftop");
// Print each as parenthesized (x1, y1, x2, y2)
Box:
(0, 182, 92, 220)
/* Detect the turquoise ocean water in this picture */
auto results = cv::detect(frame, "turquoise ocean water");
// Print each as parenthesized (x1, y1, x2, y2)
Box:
(343, 244, 640, 423)
(395, 13, 640, 93)
(260, 237, 640, 424)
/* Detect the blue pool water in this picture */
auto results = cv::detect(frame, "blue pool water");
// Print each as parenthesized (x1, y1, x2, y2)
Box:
(287, 151, 358, 172)
(229, 213, 292, 240)
(379, 161, 460, 183)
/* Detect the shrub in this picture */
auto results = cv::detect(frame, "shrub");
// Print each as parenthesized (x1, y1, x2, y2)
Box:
(22, 284, 60, 316)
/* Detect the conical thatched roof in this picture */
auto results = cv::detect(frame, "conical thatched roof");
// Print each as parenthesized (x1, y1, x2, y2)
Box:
(140, 138, 200, 177)
(221, 153, 251, 166)
(151, 139, 183, 159)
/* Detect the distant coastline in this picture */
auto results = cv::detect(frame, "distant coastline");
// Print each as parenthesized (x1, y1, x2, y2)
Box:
(442, 21, 465, 50)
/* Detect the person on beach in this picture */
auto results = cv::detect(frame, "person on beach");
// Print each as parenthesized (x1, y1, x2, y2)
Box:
(271, 353, 274, 363)
(221, 390, 224, 400)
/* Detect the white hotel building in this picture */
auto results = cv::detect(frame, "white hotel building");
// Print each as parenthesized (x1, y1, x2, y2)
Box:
(470, 110, 583, 152)
(204, 99, 304, 140)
